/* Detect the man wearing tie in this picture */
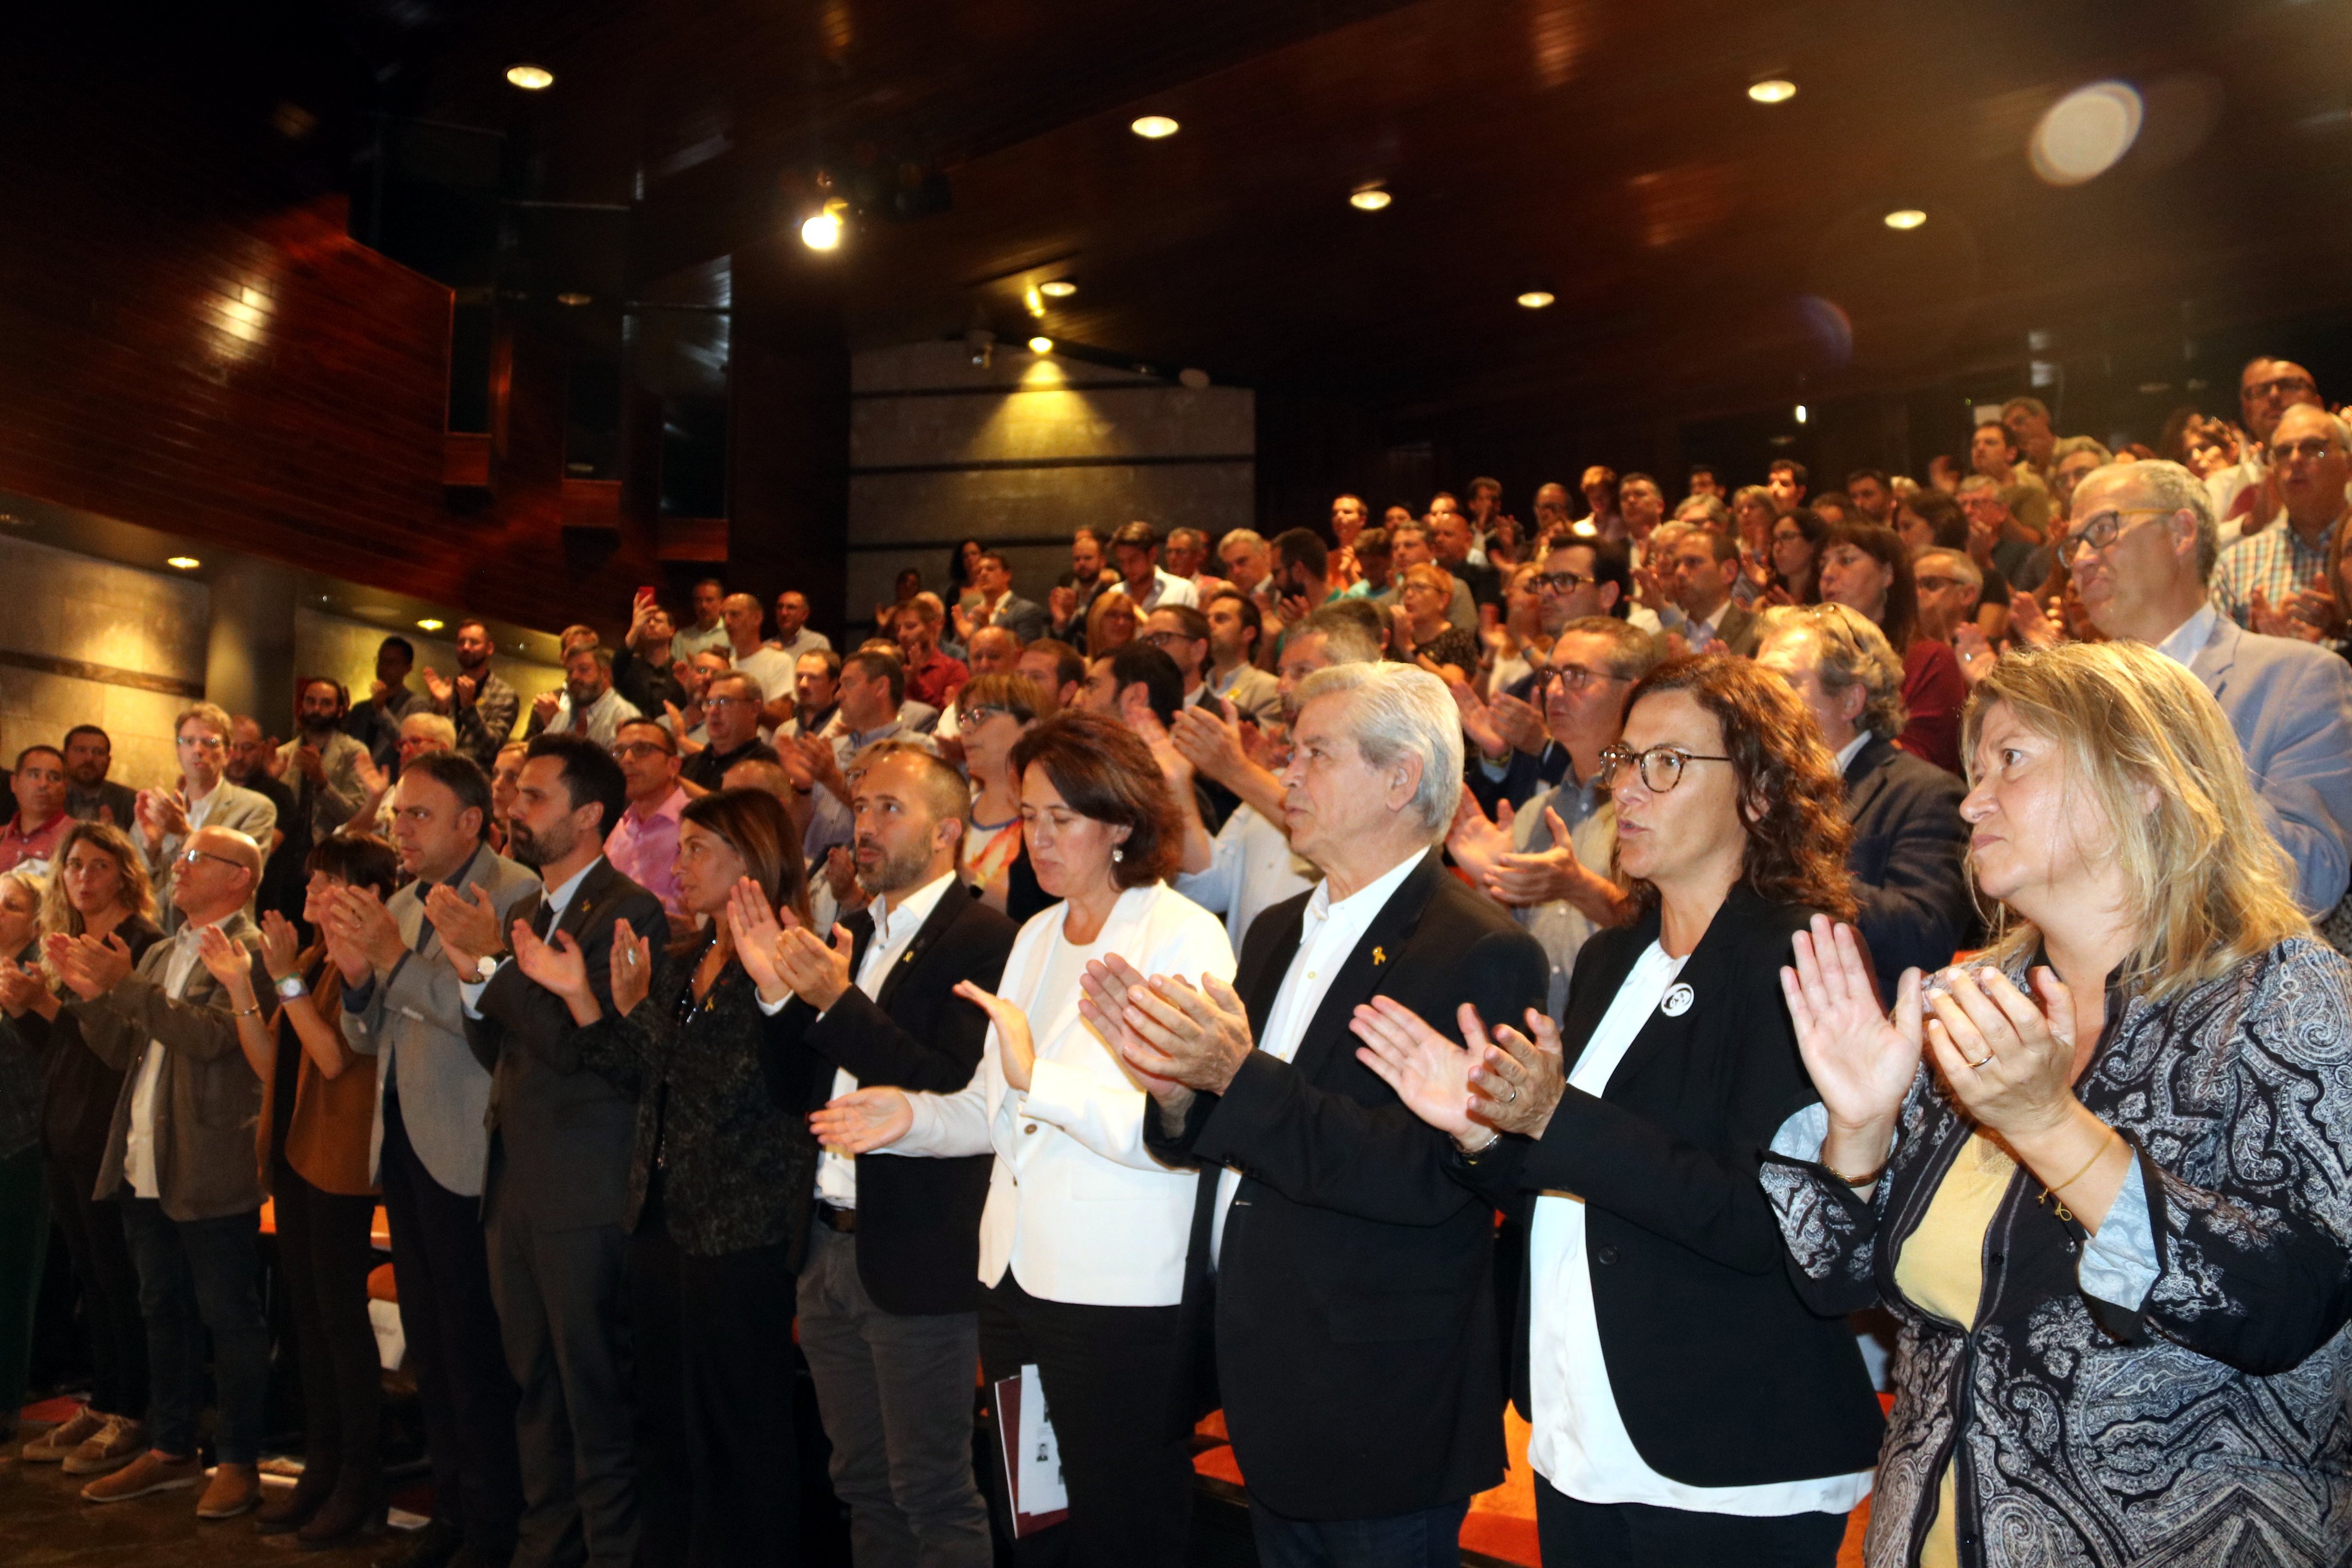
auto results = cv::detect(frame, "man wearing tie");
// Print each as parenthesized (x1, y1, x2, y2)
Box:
(1095, 663, 1548, 1568)
(429, 736, 665, 1568)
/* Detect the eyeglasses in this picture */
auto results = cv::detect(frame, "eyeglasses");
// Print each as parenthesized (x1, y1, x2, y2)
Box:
(1140, 630, 1197, 649)
(1533, 571, 1597, 593)
(176, 847, 244, 870)
(177, 734, 226, 752)
(1539, 666, 1627, 696)
(2245, 375, 2317, 402)
(704, 695, 759, 711)
(2059, 506, 2171, 559)
(1914, 575, 1972, 595)
(609, 741, 672, 761)
(961, 704, 1020, 727)
(1597, 743, 1734, 793)
(2272, 438, 2341, 464)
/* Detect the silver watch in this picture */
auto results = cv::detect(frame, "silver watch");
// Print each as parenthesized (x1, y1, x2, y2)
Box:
(476, 954, 502, 982)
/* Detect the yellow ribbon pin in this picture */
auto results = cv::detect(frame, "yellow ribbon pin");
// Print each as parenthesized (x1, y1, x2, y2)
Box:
(1372, 946, 1386, 965)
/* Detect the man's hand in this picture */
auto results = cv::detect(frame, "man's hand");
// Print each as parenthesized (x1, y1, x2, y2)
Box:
(423, 881, 504, 974)
(422, 668, 454, 707)
(531, 690, 562, 727)
(774, 923, 856, 1013)
(2008, 589, 2063, 650)
(295, 740, 328, 785)
(1490, 690, 1545, 755)
(1101, 959, 1256, 1096)
(1170, 703, 1248, 788)
(1048, 584, 1077, 627)
(333, 885, 411, 975)
(792, 735, 850, 807)
(1446, 793, 1516, 894)
(1449, 679, 1508, 761)
(1954, 623, 1999, 685)
(1486, 805, 1602, 911)
(2248, 586, 2324, 643)
(626, 592, 661, 651)
(1131, 705, 1194, 797)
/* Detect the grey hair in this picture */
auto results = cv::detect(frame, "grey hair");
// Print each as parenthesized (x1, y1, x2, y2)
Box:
(1676, 494, 1732, 531)
(1756, 603, 1908, 742)
(1294, 604, 1384, 666)
(2052, 435, 2112, 466)
(1913, 548, 1983, 593)
(1292, 663, 1462, 841)
(2101, 459, 2218, 582)
(1218, 527, 1267, 554)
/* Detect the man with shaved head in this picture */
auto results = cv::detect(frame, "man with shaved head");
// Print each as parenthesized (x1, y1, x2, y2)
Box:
(721, 592, 797, 729)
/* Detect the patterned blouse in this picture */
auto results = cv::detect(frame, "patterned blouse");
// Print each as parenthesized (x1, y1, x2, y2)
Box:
(1760, 938, 2352, 1567)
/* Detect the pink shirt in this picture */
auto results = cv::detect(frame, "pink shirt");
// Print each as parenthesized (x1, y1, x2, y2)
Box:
(605, 786, 688, 917)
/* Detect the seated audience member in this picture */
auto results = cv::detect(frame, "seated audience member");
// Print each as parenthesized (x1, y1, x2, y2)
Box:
(1958, 476, 2045, 588)
(2066, 458, 2352, 917)
(277, 680, 371, 848)
(0, 868, 46, 1438)
(0, 745, 71, 873)
(2211, 404, 2349, 633)
(1663, 528, 1761, 656)
(955, 550, 1049, 646)
(962, 625, 1021, 679)
(1429, 508, 1502, 612)
(58, 826, 275, 1521)
(874, 570, 923, 640)
(2002, 393, 2058, 482)
(1390, 523, 1478, 633)
(1968, 417, 2054, 545)
(1345, 525, 1396, 602)
(1016, 638, 1086, 714)
(614, 594, 687, 718)
(604, 718, 689, 921)
(1085, 589, 1139, 659)
(1576, 464, 1626, 538)
(1767, 457, 1808, 514)
(1393, 564, 1481, 683)
(896, 592, 971, 711)
(1354, 655, 1885, 1566)
(1912, 548, 1990, 646)
(63, 725, 138, 828)
(1767, 507, 1829, 606)
(1451, 617, 1657, 1014)
(957, 673, 1058, 923)
(1617, 473, 1667, 562)
(665, 649, 734, 752)
(153, 704, 281, 927)
(2049, 436, 2113, 524)
(1052, 529, 1116, 645)
(1202, 592, 1279, 722)
(1110, 520, 1199, 612)
(1818, 522, 1968, 772)
(345, 636, 430, 775)
(1482, 564, 1550, 697)
(719, 593, 796, 729)
(426, 618, 521, 769)
(814, 712, 1234, 1568)
(766, 589, 832, 663)
(679, 672, 777, 792)
(1771, 640, 2352, 1567)
(531, 645, 644, 748)
(1757, 605, 1973, 999)
(1808, 491, 1852, 529)
(1732, 484, 1778, 565)
(778, 650, 843, 741)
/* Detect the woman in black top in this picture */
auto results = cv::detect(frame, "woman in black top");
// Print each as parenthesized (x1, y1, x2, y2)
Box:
(3, 822, 162, 1471)
(516, 787, 815, 1568)
(1395, 563, 1481, 684)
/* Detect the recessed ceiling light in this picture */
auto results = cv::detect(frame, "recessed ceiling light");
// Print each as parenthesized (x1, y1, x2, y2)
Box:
(1130, 115, 1179, 139)
(1882, 208, 1927, 230)
(556, 291, 591, 307)
(1747, 79, 1796, 104)
(166, 556, 201, 570)
(417, 618, 446, 632)
(505, 64, 554, 90)
(1039, 280, 1076, 298)
(1794, 404, 1809, 424)
(1028, 336, 1054, 354)
(1349, 183, 1392, 211)
(1516, 291, 1556, 309)
(800, 207, 843, 251)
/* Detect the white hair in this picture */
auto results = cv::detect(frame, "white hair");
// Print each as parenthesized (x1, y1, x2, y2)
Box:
(1292, 662, 1462, 840)
(2099, 459, 2217, 581)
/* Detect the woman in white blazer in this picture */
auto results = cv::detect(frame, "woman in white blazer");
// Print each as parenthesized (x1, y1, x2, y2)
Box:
(815, 712, 1234, 1568)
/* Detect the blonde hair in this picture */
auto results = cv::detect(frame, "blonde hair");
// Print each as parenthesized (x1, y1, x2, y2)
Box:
(1756, 603, 1908, 742)
(1964, 641, 2307, 1000)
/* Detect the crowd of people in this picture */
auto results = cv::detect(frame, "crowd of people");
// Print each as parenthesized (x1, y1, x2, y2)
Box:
(2, 351, 2351, 1568)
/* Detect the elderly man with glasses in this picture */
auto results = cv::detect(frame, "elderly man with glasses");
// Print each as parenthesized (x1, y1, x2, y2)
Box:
(2211, 404, 2352, 636)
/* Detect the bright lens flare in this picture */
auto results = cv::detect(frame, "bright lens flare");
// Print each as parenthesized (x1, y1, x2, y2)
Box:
(1028, 336, 1054, 354)
(1747, 79, 1796, 104)
(801, 210, 842, 250)
(1130, 115, 1179, 139)
(1517, 291, 1556, 309)
(2031, 81, 2143, 186)
(505, 64, 553, 90)
(1883, 209, 1927, 230)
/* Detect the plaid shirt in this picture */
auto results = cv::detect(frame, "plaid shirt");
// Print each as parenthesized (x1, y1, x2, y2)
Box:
(2210, 515, 2337, 629)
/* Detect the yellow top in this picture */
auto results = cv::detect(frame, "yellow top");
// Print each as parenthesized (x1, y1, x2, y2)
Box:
(1891, 1132, 2017, 1568)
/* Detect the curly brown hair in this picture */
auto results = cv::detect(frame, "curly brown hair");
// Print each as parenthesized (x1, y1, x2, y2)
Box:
(1618, 654, 1856, 922)
(1009, 711, 1184, 888)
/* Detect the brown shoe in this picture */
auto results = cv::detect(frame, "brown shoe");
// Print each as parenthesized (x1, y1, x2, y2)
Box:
(63, 1414, 150, 1475)
(196, 1462, 262, 1520)
(21, 1405, 106, 1462)
(80, 1449, 205, 1503)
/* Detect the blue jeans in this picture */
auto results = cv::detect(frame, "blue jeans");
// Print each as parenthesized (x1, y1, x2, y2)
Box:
(118, 1197, 268, 1464)
(1247, 1494, 1471, 1568)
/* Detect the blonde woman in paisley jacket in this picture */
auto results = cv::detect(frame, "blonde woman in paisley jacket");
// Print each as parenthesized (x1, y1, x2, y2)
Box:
(1766, 640, 2352, 1568)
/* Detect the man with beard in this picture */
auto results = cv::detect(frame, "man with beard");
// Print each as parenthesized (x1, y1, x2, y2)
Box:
(429, 736, 663, 1568)
(276, 679, 373, 847)
(530, 648, 643, 750)
(748, 744, 1016, 1568)
(425, 620, 521, 771)
(62, 725, 137, 828)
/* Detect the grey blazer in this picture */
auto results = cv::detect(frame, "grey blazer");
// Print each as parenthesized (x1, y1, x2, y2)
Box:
(149, 780, 279, 932)
(2184, 612, 2352, 915)
(344, 842, 539, 1197)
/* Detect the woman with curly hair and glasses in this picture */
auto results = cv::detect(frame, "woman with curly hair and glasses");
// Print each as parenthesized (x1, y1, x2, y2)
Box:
(1352, 654, 1886, 1566)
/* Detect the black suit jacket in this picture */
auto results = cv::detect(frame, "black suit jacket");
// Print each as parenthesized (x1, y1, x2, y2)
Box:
(465, 858, 668, 1232)
(1147, 850, 1548, 1520)
(1466, 885, 1884, 1489)
(1844, 736, 1974, 1001)
(762, 880, 1016, 1315)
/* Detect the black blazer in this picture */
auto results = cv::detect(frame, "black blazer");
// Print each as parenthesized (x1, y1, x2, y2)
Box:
(1468, 884, 1884, 1489)
(1147, 850, 1549, 1520)
(762, 879, 1016, 1316)
(1844, 736, 1974, 1001)
(466, 858, 668, 1232)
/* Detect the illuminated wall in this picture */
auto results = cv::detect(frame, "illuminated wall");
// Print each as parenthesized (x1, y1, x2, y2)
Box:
(293, 611, 564, 726)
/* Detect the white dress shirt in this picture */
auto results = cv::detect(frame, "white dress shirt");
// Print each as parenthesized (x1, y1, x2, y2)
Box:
(124, 924, 213, 1199)
(811, 870, 955, 1210)
(1528, 939, 1872, 1516)
(1173, 805, 1317, 963)
(1209, 848, 1427, 1265)
(2153, 602, 2220, 668)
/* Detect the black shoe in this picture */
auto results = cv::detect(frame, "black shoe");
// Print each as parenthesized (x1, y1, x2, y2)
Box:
(295, 1477, 388, 1550)
(254, 1465, 337, 1536)
(384, 1517, 466, 1568)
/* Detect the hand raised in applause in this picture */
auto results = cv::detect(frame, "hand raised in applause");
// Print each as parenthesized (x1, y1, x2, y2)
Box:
(422, 881, 504, 974)
(1097, 956, 1255, 1097)
(258, 910, 304, 983)
(608, 918, 652, 1017)
(954, 981, 1038, 1092)
(48, 929, 135, 1001)
(772, 921, 856, 1013)
(195, 923, 258, 1003)
(511, 920, 595, 1022)
(724, 876, 796, 1005)
(809, 1086, 912, 1155)
(1780, 916, 1924, 1177)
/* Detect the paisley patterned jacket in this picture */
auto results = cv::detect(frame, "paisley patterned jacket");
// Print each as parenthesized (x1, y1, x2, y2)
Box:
(1760, 937, 2352, 1568)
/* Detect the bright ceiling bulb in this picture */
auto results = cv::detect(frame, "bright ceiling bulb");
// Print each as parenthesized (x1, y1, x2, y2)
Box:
(1794, 404, 1809, 424)
(1883, 208, 1927, 230)
(801, 209, 843, 251)
(505, 64, 554, 90)
(417, 618, 446, 632)
(1029, 336, 1054, 354)
(1517, 290, 1556, 309)
(2030, 81, 2143, 186)
(1349, 184, 1392, 211)
(166, 556, 201, 570)
(1130, 115, 1179, 139)
(1039, 280, 1076, 297)
(1747, 79, 1796, 104)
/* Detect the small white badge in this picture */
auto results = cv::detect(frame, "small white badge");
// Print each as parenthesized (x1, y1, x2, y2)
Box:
(1660, 983, 1695, 1017)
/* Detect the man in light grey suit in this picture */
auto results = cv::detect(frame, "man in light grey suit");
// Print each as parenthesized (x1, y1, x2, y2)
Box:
(335, 752, 536, 1568)
(135, 703, 278, 930)
(2072, 458, 2352, 915)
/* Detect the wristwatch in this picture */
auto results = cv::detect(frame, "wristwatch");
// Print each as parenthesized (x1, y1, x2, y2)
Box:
(274, 975, 309, 1001)
(475, 954, 505, 982)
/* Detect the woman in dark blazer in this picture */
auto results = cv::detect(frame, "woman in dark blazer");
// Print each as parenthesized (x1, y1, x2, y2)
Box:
(513, 787, 816, 1568)
(1355, 654, 1884, 1567)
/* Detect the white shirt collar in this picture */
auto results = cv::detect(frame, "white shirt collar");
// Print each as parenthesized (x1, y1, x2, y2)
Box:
(2152, 602, 2220, 668)
(542, 857, 603, 923)
(869, 869, 955, 945)
(1833, 731, 1872, 775)
(1304, 844, 1429, 928)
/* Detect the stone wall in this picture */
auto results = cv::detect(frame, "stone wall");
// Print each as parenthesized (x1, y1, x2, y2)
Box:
(292, 610, 565, 731)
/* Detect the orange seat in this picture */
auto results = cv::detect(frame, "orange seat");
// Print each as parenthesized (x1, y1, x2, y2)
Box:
(367, 1263, 398, 1304)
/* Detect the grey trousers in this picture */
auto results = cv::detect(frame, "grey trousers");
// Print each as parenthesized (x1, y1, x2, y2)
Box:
(796, 1222, 992, 1568)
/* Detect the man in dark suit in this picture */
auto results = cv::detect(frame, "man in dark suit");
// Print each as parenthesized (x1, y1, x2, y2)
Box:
(1757, 608, 1973, 998)
(429, 735, 665, 1568)
(755, 744, 1015, 1568)
(1663, 529, 1760, 658)
(1092, 662, 1548, 1567)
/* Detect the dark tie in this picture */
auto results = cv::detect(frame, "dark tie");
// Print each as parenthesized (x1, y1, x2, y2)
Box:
(532, 897, 555, 939)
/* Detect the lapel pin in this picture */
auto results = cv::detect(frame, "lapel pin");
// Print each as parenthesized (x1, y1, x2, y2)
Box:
(1660, 982, 1694, 1017)
(1372, 946, 1386, 966)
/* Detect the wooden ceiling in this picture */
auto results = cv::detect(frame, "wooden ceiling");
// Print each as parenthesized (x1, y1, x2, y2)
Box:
(342, 0, 2352, 423)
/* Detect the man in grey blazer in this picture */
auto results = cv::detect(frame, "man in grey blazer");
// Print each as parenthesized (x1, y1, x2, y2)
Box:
(135, 702, 278, 930)
(336, 751, 536, 1568)
(2072, 458, 2352, 916)
(432, 736, 664, 1568)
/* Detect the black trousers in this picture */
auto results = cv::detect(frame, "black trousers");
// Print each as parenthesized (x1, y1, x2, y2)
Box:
(1534, 1482, 1850, 1568)
(43, 1151, 147, 1418)
(379, 1087, 523, 1550)
(627, 1182, 800, 1568)
(977, 1275, 1192, 1568)
(273, 1158, 382, 1494)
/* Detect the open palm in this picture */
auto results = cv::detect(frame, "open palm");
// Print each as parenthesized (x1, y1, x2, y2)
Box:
(1348, 997, 1478, 1138)
(1780, 916, 1922, 1131)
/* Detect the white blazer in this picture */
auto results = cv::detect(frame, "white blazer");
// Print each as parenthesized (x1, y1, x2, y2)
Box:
(891, 881, 1235, 1307)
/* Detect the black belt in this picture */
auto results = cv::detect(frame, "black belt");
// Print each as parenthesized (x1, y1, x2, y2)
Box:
(816, 1204, 858, 1234)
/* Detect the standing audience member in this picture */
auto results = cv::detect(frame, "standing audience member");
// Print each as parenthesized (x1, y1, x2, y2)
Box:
(0, 869, 48, 1442)
(153, 704, 282, 923)
(427, 619, 522, 770)
(280, 680, 372, 848)
(1017, 640, 1087, 715)
(671, 579, 731, 664)
(781, 652, 843, 743)
(679, 672, 778, 792)
(896, 594, 971, 712)
(956, 674, 1058, 922)
(957, 552, 1049, 646)
(769, 590, 833, 664)
(1767, 509, 1828, 606)
(614, 596, 687, 720)
(347, 637, 431, 774)
(2212, 404, 2350, 632)
(62, 725, 138, 828)
(0, 745, 72, 872)
(533, 646, 644, 749)
(1084, 591, 1139, 660)
(1205, 592, 1280, 722)
(604, 719, 689, 922)
(1817, 523, 1968, 773)
(1112, 520, 1200, 611)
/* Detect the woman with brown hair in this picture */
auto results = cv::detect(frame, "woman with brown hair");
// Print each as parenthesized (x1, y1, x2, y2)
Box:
(1353, 655, 1885, 1567)
(1392, 563, 1481, 684)
(513, 786, 815, 1567)
(813, 711, 1234, 1568)
(197, 832, 397, 1545)
(957, 671, 1059, 922)
(6, 821, 162, 1474)
(1766, 505, 1830, 606)
(1818, 520, 1968, 772)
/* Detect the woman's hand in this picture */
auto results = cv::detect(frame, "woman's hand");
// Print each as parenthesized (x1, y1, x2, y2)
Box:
(0, 960, 46, 1018)
(724, 878, 793, 1004)
(1921, 963, 2081, 1140)
(258, 910, 304, 983)
(608, 918, 652, 1017)
(1781, 917, 1923, 1173)
(1348, 998, 1480, 1141)
(195, 924, 255, 1000)
(1468, 1009, 1566, 1138)
(1953, 622, 1998, 686)
(955, 980, 1038, 1092)
(809, 1086, 913, 1154)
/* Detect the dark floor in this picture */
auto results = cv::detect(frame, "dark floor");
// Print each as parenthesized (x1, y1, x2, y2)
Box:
(0, 1445, 411, 1566)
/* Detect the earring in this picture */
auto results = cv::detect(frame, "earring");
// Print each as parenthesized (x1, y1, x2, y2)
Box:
(1112, 847, 1124, 863)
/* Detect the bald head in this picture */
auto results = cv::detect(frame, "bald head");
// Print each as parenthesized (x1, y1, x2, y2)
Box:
(175, 824, 262, 923)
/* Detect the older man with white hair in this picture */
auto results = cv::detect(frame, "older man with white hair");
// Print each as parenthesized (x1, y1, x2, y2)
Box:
(1090, 662, 1548, 1566)
(2068, 458, 2352, 916)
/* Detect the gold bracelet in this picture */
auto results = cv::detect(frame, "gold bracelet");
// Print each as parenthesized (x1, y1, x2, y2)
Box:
(2047, 1130, 2122, 1195)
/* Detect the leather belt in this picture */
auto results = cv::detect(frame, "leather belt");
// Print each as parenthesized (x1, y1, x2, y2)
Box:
(816, 1204, 858, 1234)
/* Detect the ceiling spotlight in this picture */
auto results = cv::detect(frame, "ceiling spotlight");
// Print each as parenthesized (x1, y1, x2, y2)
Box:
(1130, 115, 1179, 139)
(1883, 208, 1928, 230)
(505, 64, 554, 90)
(1794, 404, 1809, 424)
(1028, 336, 1054, 355)
(417, 618, 446, 633)
(556, 291, 591, 306)
(1516, 290, 1556, 309)
(1349, 183, 1392, 211)
(166, 556, 201, 570)
(1039, 280, 1076, 298)
(1747, 79, 1796, 104)
(801, 202, 845, 251)
(1023, 287, 1046, 318)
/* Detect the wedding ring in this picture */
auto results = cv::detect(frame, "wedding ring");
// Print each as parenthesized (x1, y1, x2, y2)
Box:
(1507, 1087, 1520, 1103)
(1966, 1052, 1991, 1069)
